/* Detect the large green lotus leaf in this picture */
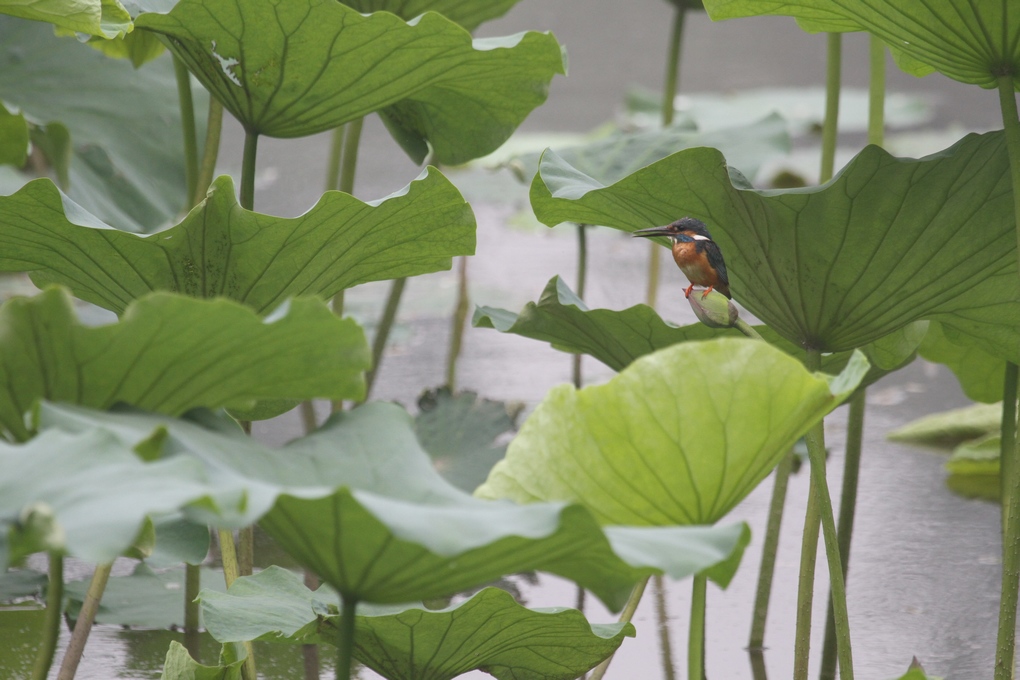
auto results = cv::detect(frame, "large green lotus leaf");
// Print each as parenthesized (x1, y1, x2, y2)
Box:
(530, 131, 1020, 355)
(136, 0, 565, 164)
(918, 320, 1005, 404)
(0, 428, 254, 565)
(338, 0, 521, 31)
(473, 275, 918, 386)
(0, 171, 473, 315)
(702, 0, 1020, 89)
(0, 287, 369, 440)
(38, 401, 752, 610)
(477, 338, 868, 525)
(0, 0, 130, 37)
(507, 114, 790, 185)
(0, 19, 205, 233)
(200, 566, 633, 680)
(887, 402, 1002, 446)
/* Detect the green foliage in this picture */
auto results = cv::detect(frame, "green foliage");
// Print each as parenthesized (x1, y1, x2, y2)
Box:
(703, 0, 1020, 89)
(477, 338, 868, 525)
(475, 276, 919, 387)
(200, 566, 634, 680)
(338, 0, 522, 31)
(0, 0, 131, 38)
(37, 401, 752, 610)
(919, 321, 1005, 403)
(505, 114, 790, 185)
(0, 171, 474, 314)
(888, 402, 1002, 447)
(0, 288, 369, 439)
(530, 132, 1019, 356)
(0, 103, 27, 167)
(414, 388, 521, 493)
(0, 19, 204, 232)
(0, 428, 253, 564)
(161, 641, 245, 680)
(136, 0, 565, 163)
(65, 563, 225, 628)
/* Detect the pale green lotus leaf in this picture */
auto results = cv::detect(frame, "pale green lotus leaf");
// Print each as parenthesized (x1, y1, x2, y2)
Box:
(477, 338, 868, 525)
(0, 428, 254, 565)
(38, 402, 753, 610)
(0, 0, 130, 38)
(887, 402, 1002, 446)
(161, 641, 244, 680)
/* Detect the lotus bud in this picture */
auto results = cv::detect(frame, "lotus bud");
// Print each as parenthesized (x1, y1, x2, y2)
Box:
(688, 289, 739, 328)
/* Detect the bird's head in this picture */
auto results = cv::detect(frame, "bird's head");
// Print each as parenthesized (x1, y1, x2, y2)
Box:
(632, 217, 714, 243)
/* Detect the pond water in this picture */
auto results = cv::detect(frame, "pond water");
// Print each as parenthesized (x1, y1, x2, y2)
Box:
(3, 1, 1012, 678)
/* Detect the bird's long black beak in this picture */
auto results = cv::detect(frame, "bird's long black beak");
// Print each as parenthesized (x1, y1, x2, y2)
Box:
(632, 226, 673, 239)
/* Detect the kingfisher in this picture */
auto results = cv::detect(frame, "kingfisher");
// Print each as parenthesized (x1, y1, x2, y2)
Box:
(633, 217, 731, 299)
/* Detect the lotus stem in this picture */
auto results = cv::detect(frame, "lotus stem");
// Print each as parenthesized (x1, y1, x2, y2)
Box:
(326, 125, 346, 192)
(819, 389, 865, 680)
(362, 277, 408, 401)
(803, 349, 854, 680)
(646, 244, 662, 309)
(30, 552, 63, 680)
(303, 570, 321, 680)
(193, 99, 224, 207)
(820, 33, 841, 183)
(238, 526, 254, 576)
(995, 73, 1020, 680)
(1001, 363, 1018, 538)
(646, 2, 687, 310)
(749, 449, 795, 649)
(330, 291, 347, 411)
(793, 466, 821, 680)
(336, 596, 358, 680)
(173, 57, 199, 206)
(56, 561, 112, 680)
(338, 117, 364, 195)
(218, 529, 257, 680)
(749, 649, 769, 680)
(661, 3, 686, 127)
(184, 562, 201, 659)
(688, 574, 707, 680)
(589, 577, 650, 680)
(734, 318, 764, 340)
(445, 255, 470, 391)
(573, 223, 589, 388)
(653, 575, 677, 680)
(867, 36, 885, 147)
(240, 130, 258, 211)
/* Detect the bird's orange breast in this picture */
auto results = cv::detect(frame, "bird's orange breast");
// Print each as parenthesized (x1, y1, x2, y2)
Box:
(672, 242, 721, 288)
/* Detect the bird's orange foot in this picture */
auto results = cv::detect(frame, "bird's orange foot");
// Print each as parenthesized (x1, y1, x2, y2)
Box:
(700, 286, 715, 299)
(683, 284, 694, 299)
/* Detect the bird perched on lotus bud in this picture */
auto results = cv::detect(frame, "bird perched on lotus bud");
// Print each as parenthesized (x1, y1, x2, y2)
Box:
(633, 217, 731, 299)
